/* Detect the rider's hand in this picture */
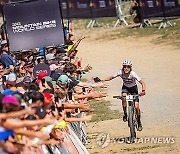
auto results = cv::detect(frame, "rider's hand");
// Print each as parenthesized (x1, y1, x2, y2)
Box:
(140, 90, 146, 96)
(93, 77, 101, 83)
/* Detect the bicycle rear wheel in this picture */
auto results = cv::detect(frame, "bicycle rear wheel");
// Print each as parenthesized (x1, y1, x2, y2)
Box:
(128, 105, 136, 142)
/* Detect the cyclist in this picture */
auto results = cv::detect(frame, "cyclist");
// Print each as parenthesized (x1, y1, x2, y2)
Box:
(102, 60, 146, 131)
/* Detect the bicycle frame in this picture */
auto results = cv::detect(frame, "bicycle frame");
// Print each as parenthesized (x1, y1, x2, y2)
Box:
(113, 94, 140, 143)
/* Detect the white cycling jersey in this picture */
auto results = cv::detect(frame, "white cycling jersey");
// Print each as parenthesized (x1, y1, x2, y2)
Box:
(113, 70, 141, 87)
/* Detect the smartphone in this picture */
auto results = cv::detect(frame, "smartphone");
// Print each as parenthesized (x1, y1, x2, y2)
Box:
(41, 78, 45, 87)
(82, 87, 86, 93)
(55, 96, 58, 103)
(75, 108, 78, 113)
(57, 107, 62, 112)
(62, 104, 64, 110)
(51, 105, 55, 111)
(2, 76, 6, 85)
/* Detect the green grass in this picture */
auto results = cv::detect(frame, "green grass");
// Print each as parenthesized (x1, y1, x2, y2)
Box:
(89, 99, 122, 122)
(80, 77, 88, 82)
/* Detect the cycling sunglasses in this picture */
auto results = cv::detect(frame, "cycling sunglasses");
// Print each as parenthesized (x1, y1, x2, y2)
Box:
(123, 65, 131, 68)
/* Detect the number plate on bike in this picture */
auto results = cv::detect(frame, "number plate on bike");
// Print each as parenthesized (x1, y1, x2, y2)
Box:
(126, 95, 134, 101)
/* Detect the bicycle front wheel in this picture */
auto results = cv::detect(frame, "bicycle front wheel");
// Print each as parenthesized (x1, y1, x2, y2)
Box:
(128, 105, 136, 141)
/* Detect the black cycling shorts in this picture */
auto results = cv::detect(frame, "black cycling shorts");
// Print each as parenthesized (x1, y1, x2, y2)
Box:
(121, 85, 139, 102)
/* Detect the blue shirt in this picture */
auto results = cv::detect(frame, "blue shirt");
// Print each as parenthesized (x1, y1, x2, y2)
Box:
(0, 54, 16, 68)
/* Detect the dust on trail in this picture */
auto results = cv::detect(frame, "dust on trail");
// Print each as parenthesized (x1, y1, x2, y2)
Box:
(77, 34, 180, 153)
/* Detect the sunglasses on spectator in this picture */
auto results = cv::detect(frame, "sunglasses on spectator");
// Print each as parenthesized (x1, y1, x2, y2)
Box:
(2, 44, 8, 48)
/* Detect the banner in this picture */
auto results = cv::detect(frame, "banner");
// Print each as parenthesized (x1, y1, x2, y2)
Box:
(60, 0, 68, 19)
(140, 0, 180, 19)
(68, 0, 92, 19)
(91, 0, 116, 18)
(163, 0, 180, 17)
(60, 0, 117, 19)
(61, 0, 92, 19)
(3, 0, 64, 51)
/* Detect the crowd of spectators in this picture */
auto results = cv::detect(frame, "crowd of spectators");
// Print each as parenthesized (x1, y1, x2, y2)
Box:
(0, 23, 107, 153)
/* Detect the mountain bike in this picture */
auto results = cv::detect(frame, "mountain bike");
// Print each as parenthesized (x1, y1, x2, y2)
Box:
(113, 94, 140, 143)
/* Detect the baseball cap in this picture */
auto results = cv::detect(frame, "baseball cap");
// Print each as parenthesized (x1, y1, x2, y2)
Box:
(23, 76, 33, 83)
(1, 40, 8, 46)
(43, 92, 53, 105)
(46, 46, 56, 51)
(34, 107, 47, 119)
(57, 75, 69, 84)
(2, 95, 20, 106)
(43, 76, 56, 88)
(37, 71, 48, 84)
(46, 54, 55, 60)
(6, 73, 17, 86)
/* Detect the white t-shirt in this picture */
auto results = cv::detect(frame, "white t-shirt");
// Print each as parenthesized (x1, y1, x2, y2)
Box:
(113, 70, 141, 87)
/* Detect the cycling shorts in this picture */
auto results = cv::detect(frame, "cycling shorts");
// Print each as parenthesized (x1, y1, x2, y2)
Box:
(121, 85, 139, 102)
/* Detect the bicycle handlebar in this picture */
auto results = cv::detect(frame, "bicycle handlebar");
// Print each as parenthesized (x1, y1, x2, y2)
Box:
(113, 94, 141, 100)
(113, 96, 122, 99)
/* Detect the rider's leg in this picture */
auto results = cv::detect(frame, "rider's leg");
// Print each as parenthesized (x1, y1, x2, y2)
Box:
(135, 101, 143, 131)
(122, 92, 127, 122)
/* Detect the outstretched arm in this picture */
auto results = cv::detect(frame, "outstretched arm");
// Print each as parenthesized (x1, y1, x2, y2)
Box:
(0, 108, 35, 119)
(101, 75, 115, 81)
(2, 118, 56, 130)
(69, 35, 85, 52)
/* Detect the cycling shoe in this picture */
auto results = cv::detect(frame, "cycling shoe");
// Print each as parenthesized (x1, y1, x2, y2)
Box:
(137, 122, 143, 131)
(123, 114, 127, 122)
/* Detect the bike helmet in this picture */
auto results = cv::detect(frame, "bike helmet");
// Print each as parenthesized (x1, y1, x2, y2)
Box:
(122, 60, 132, 67)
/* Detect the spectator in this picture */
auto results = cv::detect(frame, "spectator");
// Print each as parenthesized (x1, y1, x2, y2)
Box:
(129, 0, 141, 23)
(0, 40, 16, 70)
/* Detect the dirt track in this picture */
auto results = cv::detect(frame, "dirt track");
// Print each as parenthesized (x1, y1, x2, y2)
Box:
(77, 32, 180, 153)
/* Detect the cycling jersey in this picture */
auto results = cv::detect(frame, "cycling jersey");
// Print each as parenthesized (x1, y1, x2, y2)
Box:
(113, 70, 141, 87)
